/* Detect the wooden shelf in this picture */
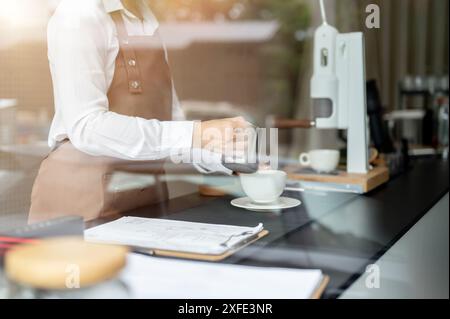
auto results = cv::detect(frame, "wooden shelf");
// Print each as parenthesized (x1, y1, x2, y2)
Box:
(283, 165, 390, 194)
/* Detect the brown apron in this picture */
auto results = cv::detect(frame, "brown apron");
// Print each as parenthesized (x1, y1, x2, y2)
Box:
(29, 12, 173, 223)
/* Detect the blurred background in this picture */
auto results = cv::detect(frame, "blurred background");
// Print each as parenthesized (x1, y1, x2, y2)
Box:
(0, 0, 448, 230)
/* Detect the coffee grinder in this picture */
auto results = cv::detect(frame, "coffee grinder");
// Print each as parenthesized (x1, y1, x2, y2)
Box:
(273, 0, 389, 193)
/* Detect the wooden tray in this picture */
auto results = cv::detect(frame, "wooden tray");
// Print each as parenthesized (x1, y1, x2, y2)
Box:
(284, 165, 389, 193)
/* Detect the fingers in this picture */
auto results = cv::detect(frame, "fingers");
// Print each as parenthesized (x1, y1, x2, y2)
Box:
(230, 116, 251, 129)
(196, 118, 256, 155)
(204, 140, 249, 155)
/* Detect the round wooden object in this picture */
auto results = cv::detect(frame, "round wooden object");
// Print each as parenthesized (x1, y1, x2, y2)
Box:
(198, 184, 227, 197)
(5, 237, 128, 290)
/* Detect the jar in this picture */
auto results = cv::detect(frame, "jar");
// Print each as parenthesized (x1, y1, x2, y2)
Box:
(4, 237, 130, 299)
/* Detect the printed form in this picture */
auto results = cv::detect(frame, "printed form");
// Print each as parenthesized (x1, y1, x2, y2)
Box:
(85, 217, 264, 255)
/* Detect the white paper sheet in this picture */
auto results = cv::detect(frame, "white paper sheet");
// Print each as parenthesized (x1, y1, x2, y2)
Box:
(121, 253, 324, 299)
(85, 217, 264, 255)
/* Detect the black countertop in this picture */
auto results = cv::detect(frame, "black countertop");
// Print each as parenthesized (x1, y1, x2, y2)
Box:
(91, 158, 449, 298)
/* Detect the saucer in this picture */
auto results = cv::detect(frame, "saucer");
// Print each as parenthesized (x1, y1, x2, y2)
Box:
(231, 197, 301, 212)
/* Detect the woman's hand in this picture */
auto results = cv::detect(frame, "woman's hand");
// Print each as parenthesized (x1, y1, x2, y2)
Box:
(193, 117, 255, 157)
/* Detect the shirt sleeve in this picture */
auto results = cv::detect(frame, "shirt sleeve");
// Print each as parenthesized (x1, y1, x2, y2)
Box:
(48, 4, 194, 161)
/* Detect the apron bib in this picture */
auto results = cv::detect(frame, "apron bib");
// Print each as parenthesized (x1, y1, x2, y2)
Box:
(29, 12, 173, 222)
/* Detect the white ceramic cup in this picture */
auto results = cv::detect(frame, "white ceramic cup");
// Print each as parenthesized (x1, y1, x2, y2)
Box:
(240, 170, 287, 204)
(299, 150, 340, 173)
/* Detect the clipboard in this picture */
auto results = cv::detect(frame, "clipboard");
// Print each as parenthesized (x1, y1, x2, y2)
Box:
(311, 275, 330, 299)
(135, 229, 269, 262)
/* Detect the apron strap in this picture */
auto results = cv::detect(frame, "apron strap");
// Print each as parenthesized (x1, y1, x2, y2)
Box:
(111, 11, 143, 94)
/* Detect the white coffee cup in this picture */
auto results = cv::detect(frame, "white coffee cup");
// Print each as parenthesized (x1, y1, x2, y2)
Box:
(240, 170, 286, 204)
(299, 150, 340, 173)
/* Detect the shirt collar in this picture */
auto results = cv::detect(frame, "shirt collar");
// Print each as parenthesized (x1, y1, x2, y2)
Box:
(102, 0, 159, 33)
(102, 0, 148, 18)
(102, 0, 159, 23)
(102, 0, 125, 14)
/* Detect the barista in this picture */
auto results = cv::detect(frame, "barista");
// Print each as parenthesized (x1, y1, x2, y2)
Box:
(29, 0, 252, 222)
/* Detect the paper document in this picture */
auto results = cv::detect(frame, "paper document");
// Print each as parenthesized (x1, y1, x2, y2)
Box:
(85, 217, 264, 255)
(122, 253, 324, 299)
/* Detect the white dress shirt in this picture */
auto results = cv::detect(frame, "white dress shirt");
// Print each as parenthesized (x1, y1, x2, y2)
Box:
(47, 0, 231, 174)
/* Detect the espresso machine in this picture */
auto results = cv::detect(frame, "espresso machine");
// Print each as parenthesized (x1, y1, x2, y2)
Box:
(272, 0, 389, 193)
